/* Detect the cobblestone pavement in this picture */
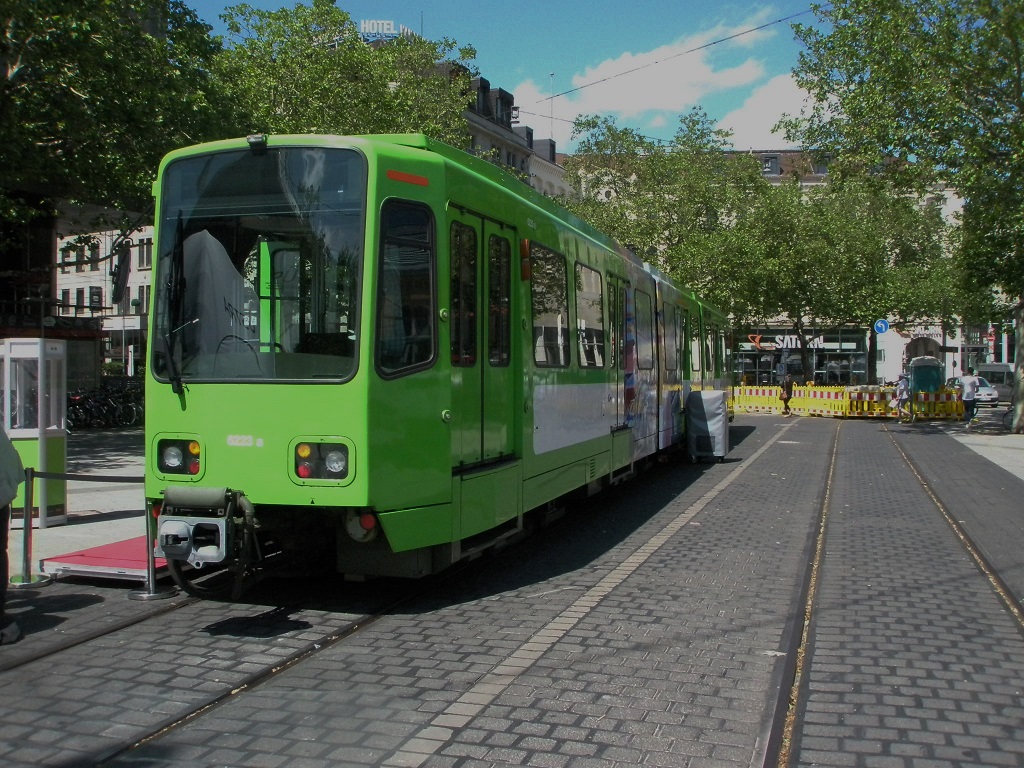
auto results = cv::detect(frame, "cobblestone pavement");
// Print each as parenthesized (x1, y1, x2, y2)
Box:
(1, 416, 1023, 768)
(792, 420, 1024, 767)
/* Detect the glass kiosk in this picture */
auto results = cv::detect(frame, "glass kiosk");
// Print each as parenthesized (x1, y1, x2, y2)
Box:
(1, 338, 67, 527)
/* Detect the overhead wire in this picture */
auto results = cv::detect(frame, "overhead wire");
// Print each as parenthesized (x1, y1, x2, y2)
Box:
(523, 6, 823, 143)
(534, 7, 818, 106)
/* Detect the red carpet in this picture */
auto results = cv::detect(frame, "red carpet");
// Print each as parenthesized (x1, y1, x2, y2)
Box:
(41, 536, 167, 581)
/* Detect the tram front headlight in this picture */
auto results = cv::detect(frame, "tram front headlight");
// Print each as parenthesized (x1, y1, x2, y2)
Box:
(324, 449, 347, 475)
(162, 445, 183, 469)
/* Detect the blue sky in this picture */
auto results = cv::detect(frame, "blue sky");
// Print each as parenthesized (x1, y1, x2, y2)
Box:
(186, 0, 821, 151)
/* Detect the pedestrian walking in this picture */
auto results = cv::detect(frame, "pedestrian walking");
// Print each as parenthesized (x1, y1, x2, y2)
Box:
(961, 366, 980, 425)
(780, 373, 794, 416)
(1, 425, 25, 644)
(895, 373, 911, 422)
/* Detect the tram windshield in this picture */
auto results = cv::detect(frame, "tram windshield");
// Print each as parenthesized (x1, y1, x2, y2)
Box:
(152, 146, 366, 387)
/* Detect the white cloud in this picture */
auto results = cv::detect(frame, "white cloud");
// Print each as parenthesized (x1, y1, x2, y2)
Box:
(718, 74, 812, 150)
(512, 14, 780, 149)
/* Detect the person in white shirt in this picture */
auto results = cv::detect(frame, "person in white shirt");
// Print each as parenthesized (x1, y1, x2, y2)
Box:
(1, 425, 25, 645)
(961, 367, 981, 425)
(895, 373, 911, 421)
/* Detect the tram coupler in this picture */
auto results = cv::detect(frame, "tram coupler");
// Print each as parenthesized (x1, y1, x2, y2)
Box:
(157, 486, 252, 568)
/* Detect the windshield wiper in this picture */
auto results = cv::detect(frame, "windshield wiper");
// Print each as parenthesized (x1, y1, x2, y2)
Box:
(163, 213, 186, 395)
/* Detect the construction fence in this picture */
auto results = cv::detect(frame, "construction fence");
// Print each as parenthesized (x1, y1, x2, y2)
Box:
(732, 385, 964, 420)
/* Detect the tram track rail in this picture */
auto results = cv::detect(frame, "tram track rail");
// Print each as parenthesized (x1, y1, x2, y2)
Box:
(883, 424, 1024, 629)
(770, 420, 842, 768)
(771, 419, 1024, 768)
(21, 560, 476, 767)
(93, 596, 408, 767)
(0, 593, 197, 675)
(1, 567, 450, 766)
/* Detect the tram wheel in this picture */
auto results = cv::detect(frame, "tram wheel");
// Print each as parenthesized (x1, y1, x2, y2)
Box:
(166, 559, 239, 600)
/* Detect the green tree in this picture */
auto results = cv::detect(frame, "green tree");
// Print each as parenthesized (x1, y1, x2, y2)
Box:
(784, 0, 1024, 416)
(215, 0, 477, 146)
(727, 176, 955, 381)
(0, 0, 227, 223)
(560, 109, 767, 319)
(563, 109, 956, 383)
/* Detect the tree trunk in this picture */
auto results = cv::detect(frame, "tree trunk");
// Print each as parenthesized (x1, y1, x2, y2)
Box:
(867, 327, 878, 384)
(1015, 298, 1023, 433)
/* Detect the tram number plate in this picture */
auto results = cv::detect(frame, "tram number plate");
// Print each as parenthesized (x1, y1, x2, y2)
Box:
(226, 434, 262, 447)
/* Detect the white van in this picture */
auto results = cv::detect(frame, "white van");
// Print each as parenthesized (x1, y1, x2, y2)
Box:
(976, 363, 1014, 402)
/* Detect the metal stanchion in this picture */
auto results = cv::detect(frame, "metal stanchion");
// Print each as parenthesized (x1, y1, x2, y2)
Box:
(128, 507, 177, 601)
(10, 467, 53, 589)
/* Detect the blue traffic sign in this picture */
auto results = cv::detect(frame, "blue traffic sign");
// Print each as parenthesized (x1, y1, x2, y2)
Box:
(874, 319, 889, 334)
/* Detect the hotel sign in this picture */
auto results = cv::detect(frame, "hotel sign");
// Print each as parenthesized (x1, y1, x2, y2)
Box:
(358, 19, 415, 41)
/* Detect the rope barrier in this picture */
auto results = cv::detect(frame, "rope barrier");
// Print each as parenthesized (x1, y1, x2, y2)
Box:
(10, 467, 176, 601)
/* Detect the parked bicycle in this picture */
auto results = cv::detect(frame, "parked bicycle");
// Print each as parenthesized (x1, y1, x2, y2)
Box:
(66, 378, 143, 431)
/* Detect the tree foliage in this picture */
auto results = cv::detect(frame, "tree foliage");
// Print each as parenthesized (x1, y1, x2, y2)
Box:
(785, 0, 1024, 420)
(754, 179, 953, 378)
(561, 110, 955, 381)
(560, 109, 767, 319)
(214, 0, 477, 146)
(0, 0, 227, 222)
(785, 0, 1024, 302)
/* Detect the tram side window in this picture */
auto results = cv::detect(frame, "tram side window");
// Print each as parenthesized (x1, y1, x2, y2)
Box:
(721, 330, 732, 382)
(635, 289, 654, 370)
(704, 328, 714, 376)
(530, 243, 569, 367)
(681, 310, 690, 373)
(488, 234, 511, 367)
(376, 201, 435, 376)
(575, 263, 605, 367)
(665, 307, 679, 372)
(451, 221, 477, 367)
(690, 316, 702, 373)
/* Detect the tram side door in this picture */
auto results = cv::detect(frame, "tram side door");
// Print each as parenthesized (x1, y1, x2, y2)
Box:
(448, 212, 516, 469)
(607, 275, 633, 470)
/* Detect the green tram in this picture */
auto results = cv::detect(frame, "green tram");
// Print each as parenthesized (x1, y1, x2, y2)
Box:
(146, 133, 730, 596)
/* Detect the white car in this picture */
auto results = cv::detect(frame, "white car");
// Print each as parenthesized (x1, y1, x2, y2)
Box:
(946, 376, 1000, 407)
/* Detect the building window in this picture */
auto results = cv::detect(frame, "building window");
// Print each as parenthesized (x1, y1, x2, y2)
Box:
(75, 288, 85, 315)
(138, 238, 153, 269)
(89, 243, 100, 271)
(60, 289, 70, 315)
(136, 285, 150, 314)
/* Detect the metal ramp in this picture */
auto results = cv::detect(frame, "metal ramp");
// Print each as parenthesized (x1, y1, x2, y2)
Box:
(40, 537, 167, 582)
